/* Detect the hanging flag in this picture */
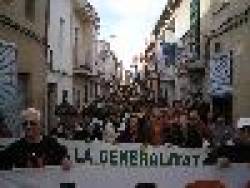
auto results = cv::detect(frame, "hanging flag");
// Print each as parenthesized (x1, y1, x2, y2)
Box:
(209, 53, 232, 96)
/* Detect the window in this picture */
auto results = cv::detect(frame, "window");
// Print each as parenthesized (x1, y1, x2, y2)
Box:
(25, 0, 35, 22)
(73, 88, 75, 105)
(205, 38, 210, 63)
(77, 90, 80, 109)
(195, 43, 200, 59)
(165, 57, 169, 66)
(62, 90, 68, 103)
(159, 88, 163, 98)
(59, 18, 65, 55)
(190, 0, 200, 27)
(150, 81, 153, 89)
(90, 81, 94, 98)
(84, 84, 88, 103)
(165, 89, 168, 99)
(95, 83, 98, 98)
(18, 74, 29, 109)
(49, 50, 53, 71)
(162, 45, 168, 56)
(215, 42, 221, 53)
(74, 27, 79, 67)
(190, 43, 194, 53)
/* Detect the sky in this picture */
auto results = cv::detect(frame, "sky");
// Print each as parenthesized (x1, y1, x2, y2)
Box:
(89, 0, 167, 70)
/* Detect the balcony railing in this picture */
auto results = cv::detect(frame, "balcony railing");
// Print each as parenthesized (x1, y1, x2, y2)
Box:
(73, 64, 92, 75)
(187, 60, 205, 71)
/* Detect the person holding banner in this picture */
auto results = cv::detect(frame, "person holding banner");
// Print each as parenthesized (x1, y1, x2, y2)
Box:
(204, 121, 250, 167)
(0, 109, 12, 138)
(0, 108, 71, 171)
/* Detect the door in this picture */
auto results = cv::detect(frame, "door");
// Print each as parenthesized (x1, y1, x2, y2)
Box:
(48, 83, 58, 132)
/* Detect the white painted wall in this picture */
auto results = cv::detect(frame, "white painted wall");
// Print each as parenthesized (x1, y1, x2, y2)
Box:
(48, 0, 73, 104)
(97, 41, 117, 82)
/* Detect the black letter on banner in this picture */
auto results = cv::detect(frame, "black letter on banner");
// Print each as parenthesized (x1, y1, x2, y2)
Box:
(170, 153, 182, 166)
(149, 153, 158, 167)
(140, 151, 148, 166)
(110, 150, 118, 166)
(130, 150, 138, 166)
(120, 150, 129, 166)
(182, 155, 191, 166)
(100, 150, 108, 163)
(192, 155, 200, 167)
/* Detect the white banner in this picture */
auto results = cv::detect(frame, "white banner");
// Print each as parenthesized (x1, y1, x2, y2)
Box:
(65, 141, 208, 167)
(0, 139, 250, 188)
(0, 139, 208, 167)
(0, 165, 249, 188)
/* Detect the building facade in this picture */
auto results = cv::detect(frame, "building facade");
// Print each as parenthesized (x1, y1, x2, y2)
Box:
(0, 0, 47, 136)
(204, 0, 250, 124)
(47, 0, 74, 131)
(72, 0, 100, 109)
(46, 0, 100, 131)
(96, 40, 121, 100)
(149, 0, 211, 103)
(47, 0, 73, 105)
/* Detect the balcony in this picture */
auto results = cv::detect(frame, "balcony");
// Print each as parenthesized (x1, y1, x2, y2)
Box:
(187, 60, 205, 72)
(73, 64, 92, 76)
(159, 66, 175, 81)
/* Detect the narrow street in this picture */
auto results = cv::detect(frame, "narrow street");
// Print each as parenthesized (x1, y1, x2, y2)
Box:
(0, 0, 250, 188)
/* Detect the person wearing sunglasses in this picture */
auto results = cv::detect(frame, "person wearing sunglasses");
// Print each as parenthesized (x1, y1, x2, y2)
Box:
(0, 108, 71, 170)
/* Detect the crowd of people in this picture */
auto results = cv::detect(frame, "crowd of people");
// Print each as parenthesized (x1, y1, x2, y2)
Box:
(50, 96, 250, 166)
(49, 97, 237, 149)
(0, 95, 249, 170)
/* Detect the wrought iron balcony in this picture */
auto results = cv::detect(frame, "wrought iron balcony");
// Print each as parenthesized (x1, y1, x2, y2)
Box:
(73, 64, 92, 75)
(187, 59, 205, 71)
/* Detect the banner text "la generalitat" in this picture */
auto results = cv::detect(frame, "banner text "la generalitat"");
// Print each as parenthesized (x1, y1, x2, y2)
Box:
(75, 148, 201, 167)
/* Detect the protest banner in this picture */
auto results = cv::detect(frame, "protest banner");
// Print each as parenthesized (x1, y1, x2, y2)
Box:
(0, 139, 249, 188)
(0, 139, 208, 167)
(0, 164, 249, 188)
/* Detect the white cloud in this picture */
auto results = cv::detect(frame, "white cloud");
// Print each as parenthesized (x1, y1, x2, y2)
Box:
(90, 0, 167, 69)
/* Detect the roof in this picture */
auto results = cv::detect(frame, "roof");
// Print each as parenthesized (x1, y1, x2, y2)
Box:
(152, 0, 182, 36)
